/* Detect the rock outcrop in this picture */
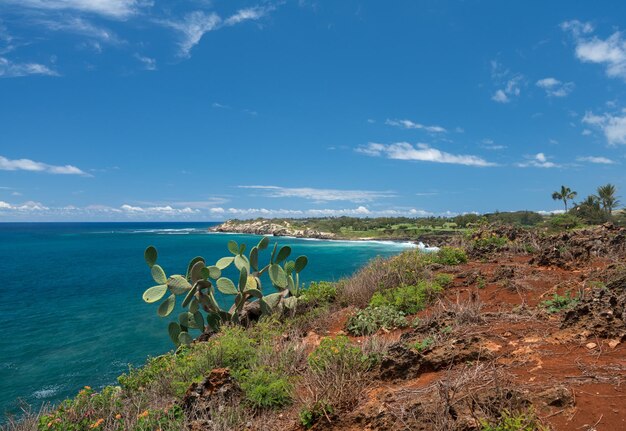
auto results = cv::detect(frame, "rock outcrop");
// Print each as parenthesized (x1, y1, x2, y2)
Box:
(210, 219, 336, 239)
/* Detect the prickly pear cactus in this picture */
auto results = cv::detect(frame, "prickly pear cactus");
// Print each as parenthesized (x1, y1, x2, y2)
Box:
(141, 237, 308, 347)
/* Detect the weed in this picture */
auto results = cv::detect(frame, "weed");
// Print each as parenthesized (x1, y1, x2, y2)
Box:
(480, 409, 548, 431)
(345, 306, 408, 336)
(434, 272, 454, 288)
(540, 292, 579, 313)
(412, 337, 434, 352)
(369, 281, 443, 314)
(300, 281, 337, 304)
(237, 367, 292, 409)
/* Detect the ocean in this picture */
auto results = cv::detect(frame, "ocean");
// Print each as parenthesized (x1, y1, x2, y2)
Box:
(0, 222, 414, 419)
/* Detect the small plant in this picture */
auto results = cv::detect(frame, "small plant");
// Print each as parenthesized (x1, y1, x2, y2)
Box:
(308, 336, 369, 371)
(412, 337, 434, 352)
(473, 235, 509, 249)
(237, 367, 292, 409)
(346, 305, 408, 336)
(430, 247, 468, 265)
(540, 291, 579, 313)
(300, 281, 337, 304)
(434, 272, 454, 288)
(369, 281, 443, 314)
(477, 276, 486, 289)
(299, 402, 333, 429)
(480, 409, 548, 431)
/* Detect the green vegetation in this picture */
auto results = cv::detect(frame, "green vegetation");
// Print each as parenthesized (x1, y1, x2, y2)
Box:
(552, 185, 577, 211)
(142, 237, 308, 346)
(346, 305, 409, 336)
(369, 281, 443, 314)
(411, 337, 434, 352)
(434, 272, 454, 287)
(299, 281, 338, 305)
(238, 367, 292, 409)
(540, 292, 579, 313)
(597, 183, 620, 215)
(427, 246, 468, 265)
(480, 409, 548, 431)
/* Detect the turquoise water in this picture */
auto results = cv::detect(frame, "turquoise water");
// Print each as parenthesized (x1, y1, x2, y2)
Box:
(0, 222, 414, 419)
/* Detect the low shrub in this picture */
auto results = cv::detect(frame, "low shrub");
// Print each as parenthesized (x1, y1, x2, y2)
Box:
(237, 367, 292, 409)
(429, 247, 468, 265)
(411, 337, 434, 352)
(540, 292, 578, 313)
(434, 272, 454, 288)
(480, 409, 548, 431)
(346, 306, 408, 336)
(369, 281, 443, 314)
(473, 235, 509, 249)
(300, 281, 337, 304)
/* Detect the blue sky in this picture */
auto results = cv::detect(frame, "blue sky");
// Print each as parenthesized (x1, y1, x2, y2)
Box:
(1, 0, 625, 221)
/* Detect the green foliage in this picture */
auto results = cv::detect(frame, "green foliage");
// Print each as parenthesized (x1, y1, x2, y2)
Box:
(480, 409, 548, 431)
(548, 213, 582, 231)
(237, 367, 292, 409)
(369, 281, 443, 314)
(540, 292, 579, 313)
(434, 272, 454, 288)
(308, 335, 369, 372)
(299, 402, 333, 429)
(473, 235, 509, 249)
(346, 305, 408, 336)
(429, 247, 468, 265)
(411, 337, 434, 352)
(141, 238, 309, 346)
(300, 281, 338, 304)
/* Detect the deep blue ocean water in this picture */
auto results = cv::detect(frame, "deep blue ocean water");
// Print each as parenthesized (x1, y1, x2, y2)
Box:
(0, 222, 414, 419)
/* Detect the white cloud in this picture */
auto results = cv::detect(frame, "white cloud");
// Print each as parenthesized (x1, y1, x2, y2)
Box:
(516, 152, 559, 168)
(238, 185, 396, 202)
(0, 155, 88, 175)
(562, 20, 626, 81)
(490, 61, 523, 103)
(0, 200, 49, 211)
(385, 119, 446, 133)
(576, 156, 616, 164)
(536, 77, 575, 97)
(38, 17, 123, 44)
(134, 54, 156, 70)
(480, 139, 506, 150)
(0, 57, 57, 78)
(161, 6, 271, 57)
(2, 0, 146, 19)
(357, 142, 495, 167)
(582, 110, 626, 146)
(537, 209, 566, 215)
(120, 204, 198, 214)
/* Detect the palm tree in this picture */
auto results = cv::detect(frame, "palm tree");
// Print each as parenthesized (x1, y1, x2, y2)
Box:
(552, 185, 577, 211)
(596, 183, 620, 215)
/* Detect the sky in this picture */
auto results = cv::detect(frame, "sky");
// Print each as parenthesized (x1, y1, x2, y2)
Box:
(1, 0, 626, 221)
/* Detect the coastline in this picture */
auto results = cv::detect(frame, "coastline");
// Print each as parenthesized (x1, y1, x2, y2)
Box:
(209, 219, 456, 246)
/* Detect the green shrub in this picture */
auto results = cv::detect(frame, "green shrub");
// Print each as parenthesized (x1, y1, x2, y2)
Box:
(540, 292, 578, 313)
(480, 409, 548, 431)
(237, 367, 292, 409)
(411, 337, 434, 352)
(430, 247, 468, 265)
(346, 306, 408, 336)
(434, 272, 454, 288)
(299, 402, 333, 429)
(300, 281, 337, 304)
(308, 335, 369, 372)
(548, 213, 582, 231)
(473, 235, 509, 249)
(369, 281, 443, 314)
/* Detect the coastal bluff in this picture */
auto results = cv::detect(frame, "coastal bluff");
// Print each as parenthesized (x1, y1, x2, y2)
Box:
(209, 219, 337, 239)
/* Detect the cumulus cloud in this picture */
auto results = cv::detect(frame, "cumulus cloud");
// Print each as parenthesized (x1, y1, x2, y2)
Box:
(536, 77, 575, 97)
(357, 142, 495, 167)
(0, 57, 57, 78)
(582, 110, 626, 146)
(0, 155, 88, 175)
(120, 204, 197, 214)
(516, 153, 560, 168)
(2, 0, 147, 19)
(562, 20, 626, 81)
(160, 6, 271, 57)
(576, 156, 616, 164)
(134, 54, 156, 70)
(238, 185, 396, 202)
(385, 119, 446, 133)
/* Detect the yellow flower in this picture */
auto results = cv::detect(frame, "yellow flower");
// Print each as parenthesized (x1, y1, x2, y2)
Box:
(89, 418, 104, 429)
(84, 386, 91, 390)
(138, 410, 149, 419)
(115, 414, 122, 420)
